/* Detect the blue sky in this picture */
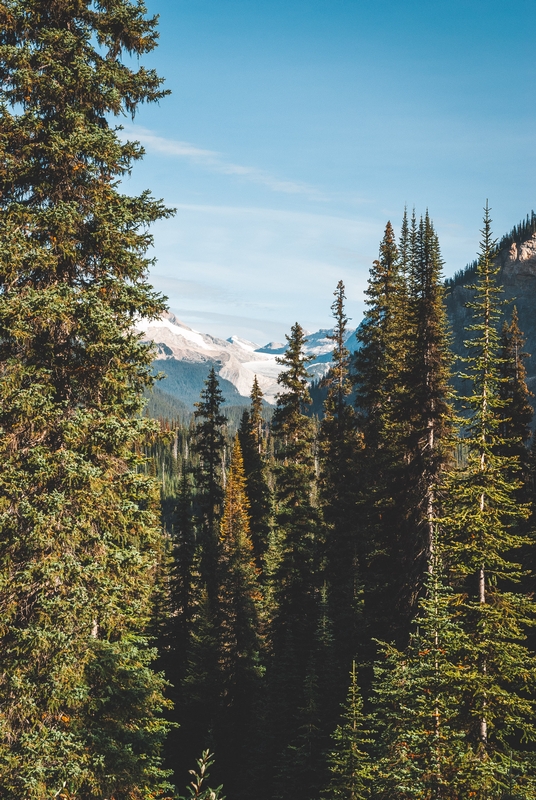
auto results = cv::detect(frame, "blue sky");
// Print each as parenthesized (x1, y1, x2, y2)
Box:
(123, 0, 536, 343)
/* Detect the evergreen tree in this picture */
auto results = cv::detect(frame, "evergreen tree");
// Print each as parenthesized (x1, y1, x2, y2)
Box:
(320, 281, 363, 685)
(353, 221, 412, 647)
(498, 306, 533, 467)
(275, 590, 337, 800)
(0, 1, 172, 795)
(164, 469, 199, 789)
(397, 206, 414, 338)
(193, 367, 227, 601)
(238, 376, 272, 571)
(324, 662, 372, 800)
(372, 562, 468, 800)
(403, 213, 454, 596)
(266, 322, 322, 799)
(443, 205, 536, 794)
(271, 322, 318, 647)
(214, 436, 264, 799)
(173, 470, 198, 660)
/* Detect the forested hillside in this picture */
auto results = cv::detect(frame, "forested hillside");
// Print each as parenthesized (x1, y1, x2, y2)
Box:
(150, 209, 536, 800)
(446, 212, 536, 399)
(1, 2, 536, 799)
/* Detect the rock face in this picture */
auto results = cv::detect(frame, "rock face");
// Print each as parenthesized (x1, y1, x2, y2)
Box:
(446, 231, 536, 396)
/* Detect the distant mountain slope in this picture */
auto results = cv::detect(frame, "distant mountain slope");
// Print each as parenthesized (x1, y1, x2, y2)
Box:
(137, 313, 360, 408)
(140, 216, 536, 415)
(446, 219, 536, 396)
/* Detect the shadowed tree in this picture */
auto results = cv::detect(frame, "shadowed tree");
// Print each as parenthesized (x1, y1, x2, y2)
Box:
(238, 376, 272, 571)
(193, 366, 227, 603)
(320, 281, 363, 691)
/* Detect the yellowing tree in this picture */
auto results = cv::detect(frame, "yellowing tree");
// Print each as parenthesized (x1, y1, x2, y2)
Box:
(214, 436, 264, 798)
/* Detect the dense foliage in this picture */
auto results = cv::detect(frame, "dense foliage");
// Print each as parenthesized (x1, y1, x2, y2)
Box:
(0, 1, 174, 797)
(2, 3, 536, 799)
(144, 206, 536, 800)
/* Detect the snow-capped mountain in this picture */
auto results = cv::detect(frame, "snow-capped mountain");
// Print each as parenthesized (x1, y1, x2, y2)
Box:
(136, 312, 359, 408)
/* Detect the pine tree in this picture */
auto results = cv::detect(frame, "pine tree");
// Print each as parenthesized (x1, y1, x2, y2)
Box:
(403, 213, 454, 597)
(372, 563, 468, 800)
(266, 322, 322, 799)
(193, 367, 228, 602)
(163, 468, 200, 792)
(498, 306, 533, 467)
(0, 1, 172, 795)
(443, 205, 536, 794)
(238, 376, 272, 571)
(173, 470, 198, 657)
(353, 221, 412, 647)
(214, 436, 264, 799)
(275, 590, 337, 800)
(324, 662, 372, 800)
(271, 322, 319, 647)
(320, 281, 363, 685)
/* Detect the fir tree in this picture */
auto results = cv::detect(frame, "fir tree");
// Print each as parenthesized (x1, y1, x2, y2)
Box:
(353, 221, 412, 647)
(271, 322, 319, 647)
(320, 281, 363, 686)
(403, 213, 454, 594)
(372, 563, 468, 800)
(498, 306, 533, 467)
(324, 662, 372, 800)
(266, 322, 322, 799)
(0, 1, 172, 795)
(193, 367, 227, 601)
(173, 470, 198, 657)
(238, 376, 272, 571)
(443, 205, 536, 794)
(275, 590, 337, 800)
(214, 436, 264, 799)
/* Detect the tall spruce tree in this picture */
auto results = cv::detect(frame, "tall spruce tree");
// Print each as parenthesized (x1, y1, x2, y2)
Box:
(266, 322, 322, 800)
(403, 213, 454, 596)
(193, 366, 227, 602)
(238, 376, 272, 571)
(324, 662, 372, 800)
(353, 221, 411, 647)
(213, 436, 264, 799)
(0, 1, 173, 796)
(498, 306, 533, 467)
(271, 322, 318, 645)
(372, 561, 469, 800)
(443, 205, 536, 795)
(320, 281, 363, 685)
(176, 370, 228, 788)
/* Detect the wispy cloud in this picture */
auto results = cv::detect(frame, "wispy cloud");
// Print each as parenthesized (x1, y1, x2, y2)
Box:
(122, 126, 326, 200)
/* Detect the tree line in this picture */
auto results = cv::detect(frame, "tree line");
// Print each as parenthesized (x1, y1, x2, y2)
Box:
(149, 206, 536, 800)
(1, 1, 536, 798)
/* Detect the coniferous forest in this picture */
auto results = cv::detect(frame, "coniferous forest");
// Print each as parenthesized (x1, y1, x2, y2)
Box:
(2, 2, 536, 799)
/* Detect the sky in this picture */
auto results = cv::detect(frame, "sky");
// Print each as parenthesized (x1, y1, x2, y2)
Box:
(122, 0, 536, 344)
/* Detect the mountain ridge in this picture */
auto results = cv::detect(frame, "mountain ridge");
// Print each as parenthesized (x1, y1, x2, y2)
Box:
(140, 216, 536, 414)
(137, 312, 360, 409)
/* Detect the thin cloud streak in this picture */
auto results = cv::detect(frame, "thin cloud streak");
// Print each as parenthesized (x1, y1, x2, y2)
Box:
(122, 126, 326, 200)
